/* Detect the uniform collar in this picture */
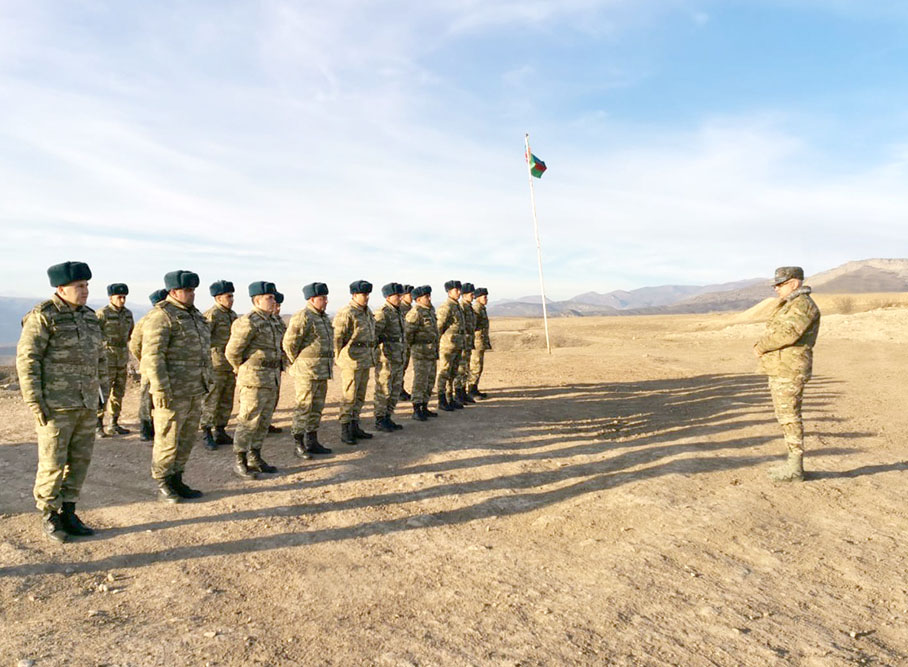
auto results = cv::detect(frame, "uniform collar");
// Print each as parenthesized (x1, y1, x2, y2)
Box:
(52, 293, 83, 312)
(165, 294, 192, 311)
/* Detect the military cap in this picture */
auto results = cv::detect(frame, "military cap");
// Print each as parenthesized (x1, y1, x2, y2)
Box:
(381, 282, 402, 298)
(275, 291, 284, 304)
(412, 285, 432, 298)
(249, 281, 277, 297)
(444, 279, 462, 291)
(402, 284, 414, 293)
(47, 261, 92, 287)
(349, 279, 373, 295)
(107, 283, 129, 296)
(303, 282, 329, 299)
(164, 270, 200, 290)
(773, 266, 805, 285)
(461, 282, 475, 294)
(474, 287, 489, 297)
(209, 280, 235, 297)
(149, 288, 169, 305)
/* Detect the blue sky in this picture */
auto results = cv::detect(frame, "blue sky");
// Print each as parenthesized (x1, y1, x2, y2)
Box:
(1, 0, 907, 309)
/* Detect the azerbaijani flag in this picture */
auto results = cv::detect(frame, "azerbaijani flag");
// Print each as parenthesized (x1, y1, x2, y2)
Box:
(527, 152, 547, 178)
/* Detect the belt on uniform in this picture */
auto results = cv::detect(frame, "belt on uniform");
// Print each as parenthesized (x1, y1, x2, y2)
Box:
(349, 342, 374, 348)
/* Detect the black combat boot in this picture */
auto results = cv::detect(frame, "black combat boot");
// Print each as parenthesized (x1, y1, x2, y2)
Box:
(111, 419, 130, 435)
(448, 392, 464, 410)
(233, 452, 258, 480)
(386, 415, 403, 430)
(171, 472, 203, 499)
(341, 422, 357, 445)
(41, 509, 68, 543)
(139, 419, 154, 441)
(294, 433, 312, 459)
(352, 420, 373, 440)
(470, 383, 488, 399)
(97, 417, 110, 438)
(203, 427, 217, 451)
(375, 415, 395, 433)
(214, 426, 233, 445)
(438, 391, 454, 412)
(306, 432, 332, 455)
(247, 449, 277, 473)
(457, 387, 475, 405)
(156, 477, 181, 503)
(412, 403, 427, 421)
(60, 502, 95, 536)
(399, 388, 411, 401)
(424, 403, 438, 418)
(267, 424, 283, 434)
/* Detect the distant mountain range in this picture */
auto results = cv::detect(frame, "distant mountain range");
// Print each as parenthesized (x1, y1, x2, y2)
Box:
(489, 258, 908, 318)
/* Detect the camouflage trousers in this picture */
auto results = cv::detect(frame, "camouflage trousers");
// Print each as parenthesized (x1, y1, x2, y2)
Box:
(435, 347, 462, 396)
(339, 367, 370, 424)
(152, 394, 203, 480)
(768, 375, 806, 452)
(33, 408, 95, 512)
(99, 364, 128, 422)
(234, 384, 279, 454)
(455, 346, 474, 389)
(138, 374, 153, 422)
(374, 358, 403, 418)
(469, 349, 485, 386)
(411, 357, 437, 405)
(291, 377, 328, 435)
(402, 346, 411, 389)
(200, 370, 236, 429)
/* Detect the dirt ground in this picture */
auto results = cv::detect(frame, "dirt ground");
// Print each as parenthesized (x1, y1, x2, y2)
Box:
(1, 299, 907, 666)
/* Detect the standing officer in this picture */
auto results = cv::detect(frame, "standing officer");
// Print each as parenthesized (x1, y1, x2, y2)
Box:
(267, 291, 287, 434)
(398, 284, 414, 401)
(435, 280, 466, 411)
(225, 281, 284, 479)
(455, 282, 477, 405)
(284, 282, 334, 458)
(404, 285, 439, 421)
(17, 261, 108, 541)
(129, 288, 169, 441)
(142, 270, 211, 503)
(333, 280, 377, 445)
(469, 287, 492, 399)
(96, 283, 135, 436)
(753, 266, 821, 482)
(201, 280, 237, 450)
(373, 282, 406, 432)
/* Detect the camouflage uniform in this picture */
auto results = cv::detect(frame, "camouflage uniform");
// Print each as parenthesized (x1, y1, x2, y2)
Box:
(284, 303, 334, 434)
(96, 303, 134, 427)
(225, 307, 284, 456)
(373, 301, 406, 421)
(755, 285, 821, 480)
(129, 311, 153, 426)
(333, 301, 376, 425)
(435, 296, 466, 399)
(405, 302, 438, 405)
(399, 299, 412, 393)
(142, 295, 212, 482)
(456, 298, 476, 391)
(201, 302, 237, 431)
(470, 300, 492, 387)
(17, 294, 108, 513)
(271, 312, 288, 429)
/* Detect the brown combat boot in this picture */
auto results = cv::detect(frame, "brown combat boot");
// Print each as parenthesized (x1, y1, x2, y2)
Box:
(769, 449, 805, 483)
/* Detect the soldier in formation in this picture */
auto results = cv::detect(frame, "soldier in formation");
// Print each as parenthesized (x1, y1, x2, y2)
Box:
(456, 283, 477, 405)
(404, 285, 439, 421)
(130, 288, 169, 441)
(225, 281, 283, 479)
(373, 282, 407, 433)
(201, 280, 237, 450)
(468, 287, 491, 398)
(435, 280, 466, 411)
(17, 261, 108, 542)
(753, 266, 821, 483)
(398, 284, 414, 401)
(333, 280, 377, 444)
(142, 270, 211, 503)
(97, 282, 135, 436)
(268, 291, 287, 434)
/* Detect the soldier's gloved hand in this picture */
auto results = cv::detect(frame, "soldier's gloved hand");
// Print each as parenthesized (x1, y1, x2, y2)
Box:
(153, 393, 170, 409)
(29, 401, 49, 426)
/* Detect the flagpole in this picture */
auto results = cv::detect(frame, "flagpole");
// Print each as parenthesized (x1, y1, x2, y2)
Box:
(525, 132, 552, 355)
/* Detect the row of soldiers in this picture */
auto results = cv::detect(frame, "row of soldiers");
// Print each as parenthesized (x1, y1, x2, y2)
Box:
(16, 261, 493, 542)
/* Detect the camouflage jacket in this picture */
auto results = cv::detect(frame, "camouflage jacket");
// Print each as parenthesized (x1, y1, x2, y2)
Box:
(374, 301, 406, 365)
(273, 314, 290, 370)
(755, 287, 821, 379)
(128, 312, 150, 363)
(284, 304, 334, 380)
(436, 297, 466, 352)
(472, 301, 492, 350)
(460, 299, 476, 351)
(225, 307, 283, 388)
(405, 303, 439, 361)
(97, 304, 134, 368)
(333, 301, 377, 370)
(17, 294, 109, 411)
(399, 301, 412, 349)
(141, 295, 212, 400)
(204, 302, 237, 372)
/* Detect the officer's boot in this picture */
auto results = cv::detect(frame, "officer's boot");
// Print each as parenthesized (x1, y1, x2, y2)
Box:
(375, 415, 395, 433)
(203, 427, 217, 451)
(458, 386, 476, 404)
(41, 509, 68, 543)
(424, 402, 438, 418)
(469, 383, 488, 399)
(448, 392, 464, 410)
(399, 388, 411, 401)
(111, 418, 130, 435)
(171, 472, 203, 499)
(267, 423, 283, 434)
(306, 432, 332, 455)
(139, 419, 154, 441)
(412, 403, 427, 421)
(97, 416, 111, 438)
(387, 414, 403, 431)
(60, 501, 95, 536)
(233, 452, 258, 480)
(294, 433, 312, 459)
(214, 426, 234, 445)
(247, 449, 277, 474)
(341, 422, 357, 445)
(352, 420, 373, 440)
(438, 391, 454, 412)
(156, 477, 181, 503)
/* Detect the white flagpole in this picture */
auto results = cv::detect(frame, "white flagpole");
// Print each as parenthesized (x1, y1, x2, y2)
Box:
(525, 132, 552, 355)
